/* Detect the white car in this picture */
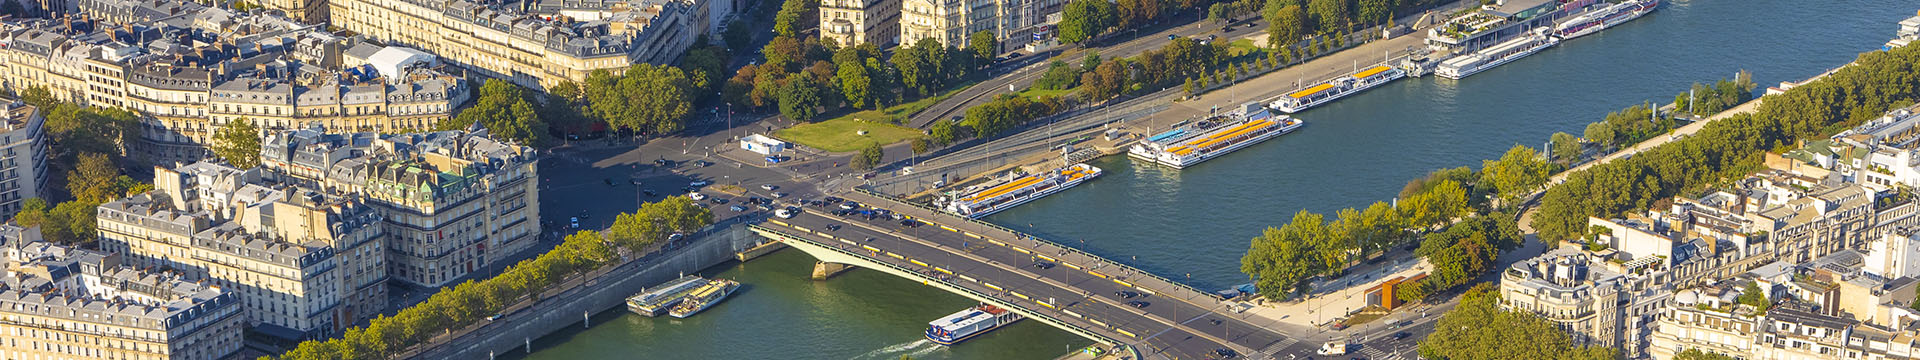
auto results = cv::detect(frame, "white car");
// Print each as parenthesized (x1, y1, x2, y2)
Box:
(774, 208, 794, 219)
(689, 192, 708, 201)
(771, 192, 787, 198)
(760, 184, 777, 191)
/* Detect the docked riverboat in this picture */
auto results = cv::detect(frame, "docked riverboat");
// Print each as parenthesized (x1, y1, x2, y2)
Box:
(667, 278, 739, 318)
(1435, 29, 1559, 79)
(1555, 0, 1659, 40)
(943, 163, 1102, 218)
(1269, 65, 1405, 113)
(1127, 103, 1304, 169)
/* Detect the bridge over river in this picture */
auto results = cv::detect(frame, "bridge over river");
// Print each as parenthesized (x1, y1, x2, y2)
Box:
(751, 189, 1305, 360)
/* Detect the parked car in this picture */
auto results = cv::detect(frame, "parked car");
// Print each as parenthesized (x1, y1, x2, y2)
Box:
(569, 217, 580, 229)
(775, 209, 794, 218)
(642, 189, 658, 197)
(709, 198, 729, 204)
(689, 192, 708, 201)
(760, 184, 778, 191)
(729, 205, 747, 212)
(1116, 290, 1140, 299)
(1126, 301, 1150, 308)
(690, 180, 712, 187)
(772, 192, 788, 198)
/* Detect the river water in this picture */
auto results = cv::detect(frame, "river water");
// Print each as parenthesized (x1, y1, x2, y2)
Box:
(520, 1, 1915, 359)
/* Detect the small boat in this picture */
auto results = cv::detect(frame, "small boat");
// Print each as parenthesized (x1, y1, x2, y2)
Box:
(667, 278, 740, 318)
(626, 275, 711, 316)
(926, 304, 1023, 346)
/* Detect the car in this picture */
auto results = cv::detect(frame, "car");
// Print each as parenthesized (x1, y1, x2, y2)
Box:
(1214, 348, 1238, 359)
(1006, 53, 1024, 60)
(775, 209, 794, 218)
(569, 217, 580, 229)
(710, 198, 729, 204)
(642, 189, 658, 197)
(839, 203, 857, 210)
(486, 314, 504, 321)
(824, 196, 843, 203)
(1330, 323, 1348, 330)
(689, 192, 708, 201)
(729, 205, 747, 212)
(1033, 261, 1056, 270)
(1168, 34, 1177, 40)
(668, 233, 685, 243)
(760, 184, 778, 191)
(1116, 290, 1140, 299)
(1244, 22, 1256, 28)
(889, 213, 905, 220)
(689, 180, 712, 187)
(629, 179, 642, 185)
(695, 160, 714, 167)
(1222, 26, 1235, 33)
(654, 159, 674, 166)
(1391, 332, 1412, 340)
(826, 224, 841, 231)
(900, 219, 919, 227)
(772, 192, 787, 198)
(1207, 34, 1218, 41)
(1126, 301, 1150, 308)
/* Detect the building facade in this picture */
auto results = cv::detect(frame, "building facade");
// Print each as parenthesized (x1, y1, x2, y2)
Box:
(0, 223, 245, 360)
(0, 4, 468, 166)
(260, 127, 540, 288)
(899, 0, 1058, 52)
(0, 102, 46, 217)
(820, 0, 899, 46)
(330, 0, 702, 90)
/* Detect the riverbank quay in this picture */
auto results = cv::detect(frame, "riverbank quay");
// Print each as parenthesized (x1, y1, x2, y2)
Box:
(403, 222, 767, 359)
(872, 5, 1462, 198)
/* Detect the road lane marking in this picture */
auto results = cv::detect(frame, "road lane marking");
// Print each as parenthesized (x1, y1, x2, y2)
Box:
(935, 267, 954, 275)
(940, 225, 959, 232)
(1036, 300, 1056, 309)
(965, 232, 983, 239)
(792, 226, 811, 233)
(988, 239, 1007, 246)
(886, 252, 905, 260)
(1063, 263, 1083, 270)
(1036, 255, 1057, 262)
(1011, 292, 1030, 300)
(958, 275, 978, 282)
(861, 245, 881, 252)
(1062, 309, 1083, 318)
(1088, 271, 1108, 279)
(1113, 279, 1135, 288)
(910, 259, 929, 267)
(1011, 247, 1032, 255)
(769, 220, 789, 227)
(1116, 329, 1137, 338)
(984, 283, 1004, 291)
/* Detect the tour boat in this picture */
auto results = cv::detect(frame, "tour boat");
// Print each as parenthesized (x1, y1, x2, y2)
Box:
(1128, 102, 1304, 169)
(1435, 29, 1559, 79)
(667, 278, 739, 318)
(1269, 65, 1406, 113)
(943, 163, 1102, 218)
(926, 304, 1023, 346)
(1554, 0, 1660, 40)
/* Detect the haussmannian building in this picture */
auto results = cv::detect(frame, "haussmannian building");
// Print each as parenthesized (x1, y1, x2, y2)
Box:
(819, 0, 899, 47)
(899, 0, 1060, 52)
(95, 160, 389, 339)
(0, 2, 469, 166)
(0, 223, 246, 360)
(0, 101, 48, 217)
(329, 0, 706, 90)
(259, 126, 540, 289)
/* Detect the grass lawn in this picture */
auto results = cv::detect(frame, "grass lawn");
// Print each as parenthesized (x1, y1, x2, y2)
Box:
(1229, 39, 1262, 57)
(775, 118, 924, 152)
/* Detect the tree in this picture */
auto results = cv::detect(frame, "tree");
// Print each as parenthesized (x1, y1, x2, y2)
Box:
(779, 76, 823, 122)
(1034, 61, 1082, 90)
(68, 153, 120, 204)
(969, 30, 997, 63)
(1480, 145, 1552, 205)
(18, 86, 53, 109)
(910, 137, 930, 155)
(928, 119, 964, 145)
(852, 143, 884, 170)
(1583, 121, 1617, 148)
(773, 0, 814, 38)
(1738, 282, 1770, 311)
(836, 50, 877, 109)
(1265, 5, 1307, 49)
(1059, 0, 1118, 43)
(1306, 0, 1349, 34)
(441, 80, 552, 146)
(212, 118, 261, 169)
(1418, 284, 1620, 360)
(1550, 132, 1582, 162)
(1674, 349, 1738, 360)
(1356, 0, 1391, 25)
(722, 20, 753, 52)
(892, 38, 949, 97)
(12, 198, 47, 227)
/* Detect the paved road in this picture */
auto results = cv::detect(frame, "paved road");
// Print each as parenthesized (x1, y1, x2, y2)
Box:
(909, 15, 1272, 128)
(770, 203, 1303, 359)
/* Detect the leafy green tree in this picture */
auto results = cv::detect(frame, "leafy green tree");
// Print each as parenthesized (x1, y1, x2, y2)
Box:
(779, 76, 823, 122)
(679, 45, 729, 94)
(212, 118, 261, 169)
(12, 198, 46, 227)
(1418, 284, 1620, 360)
(1480, 145, 1552, 205)
(1034, 61, 1083, 90)
(928, 119, 964, 145)
(1674, 349, 1738, 360)
(1355, 0, 1391, 25)
(1305, 0, 1349, 34)
(969, 30, 997, 63)
(1059, 0, 1118, 43)
(440, 80, 551, 146)
(910, 137, 930, 155)
(1550, 132, 1582, 162)
(18, 86, 53, 109)
(891, 38, 951, 97)
(722, 20, 753, 52)
(773, 0, 814, 38)
(1739, 282, 1770, 311)
(1583, 121, 1616, 148)
(68, 153, 121, 204)
(1240, 221, 1318, 301)
(852, 143, 884, 170)
(836, 50, 877, 109)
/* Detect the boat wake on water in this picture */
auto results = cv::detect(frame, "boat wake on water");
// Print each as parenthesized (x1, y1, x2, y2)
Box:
(851, 339, 938, 360)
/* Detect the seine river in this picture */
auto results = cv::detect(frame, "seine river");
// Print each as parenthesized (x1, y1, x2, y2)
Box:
(519, 1, 1915, 359)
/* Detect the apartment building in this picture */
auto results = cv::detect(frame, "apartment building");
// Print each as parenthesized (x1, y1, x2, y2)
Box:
(259, 126, 540, 288)
(899, 0, 1060, 52)
(0, 223, 245, 360)
(1500, 252, 1672, 353)
(0, 5, 469, 166)
(0, 102, 46, 217)
(820, 0, 899, 46)
(95, 160, 389, 339)
(330, 0, 701, 90)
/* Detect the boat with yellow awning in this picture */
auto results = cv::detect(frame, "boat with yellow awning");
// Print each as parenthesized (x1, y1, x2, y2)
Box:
(1128, 102, 1305, 169)
(1268, 64, 1405, 113)
(943, 163, 1104, 218)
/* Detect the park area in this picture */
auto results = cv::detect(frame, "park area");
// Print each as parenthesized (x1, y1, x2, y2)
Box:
(774, 118, 922, 152)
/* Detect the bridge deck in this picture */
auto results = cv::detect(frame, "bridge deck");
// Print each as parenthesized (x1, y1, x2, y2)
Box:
(765, 201, 1294, 359)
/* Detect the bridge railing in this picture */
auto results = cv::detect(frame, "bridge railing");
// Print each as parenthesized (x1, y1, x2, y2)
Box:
(852, 187, 1226, 303)
(750, 224, 1132, 347)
